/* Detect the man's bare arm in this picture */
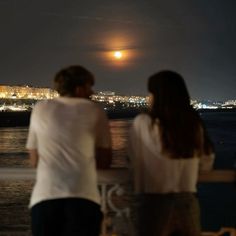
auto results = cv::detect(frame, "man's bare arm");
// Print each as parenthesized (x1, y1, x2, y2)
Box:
(28, 149, 39, 168)
(95, 147, 112, 169)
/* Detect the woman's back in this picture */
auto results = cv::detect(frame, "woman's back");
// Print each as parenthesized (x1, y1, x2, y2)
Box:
(129, 113, 214, 194)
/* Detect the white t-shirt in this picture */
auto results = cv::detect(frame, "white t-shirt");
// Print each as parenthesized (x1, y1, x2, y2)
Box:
(129, 113, 214, 194)
(26, 97, 111, 208)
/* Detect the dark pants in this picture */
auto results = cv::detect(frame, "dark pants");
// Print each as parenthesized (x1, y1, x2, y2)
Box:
(31, 198, 103, 236)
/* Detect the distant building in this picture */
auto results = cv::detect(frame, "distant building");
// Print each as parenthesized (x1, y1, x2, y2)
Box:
(92, 91, 148, 107)
(97, 91, 116, 96)
(0, 85, 58, 99)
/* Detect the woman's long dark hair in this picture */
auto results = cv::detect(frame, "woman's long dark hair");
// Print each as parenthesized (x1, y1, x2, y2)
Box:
(148, 70, 213, 159)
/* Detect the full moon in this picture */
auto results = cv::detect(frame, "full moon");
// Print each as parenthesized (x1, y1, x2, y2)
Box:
(114, 51, 123, 59)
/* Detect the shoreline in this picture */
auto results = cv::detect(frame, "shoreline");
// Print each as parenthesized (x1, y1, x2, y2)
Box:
(0, 108, 236, 127)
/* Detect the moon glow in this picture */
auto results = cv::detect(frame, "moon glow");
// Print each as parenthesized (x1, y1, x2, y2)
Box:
(114, 51, 123, 59)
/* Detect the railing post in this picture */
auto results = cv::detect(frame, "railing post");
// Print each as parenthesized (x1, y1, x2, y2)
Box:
(100, 183, 108, 236)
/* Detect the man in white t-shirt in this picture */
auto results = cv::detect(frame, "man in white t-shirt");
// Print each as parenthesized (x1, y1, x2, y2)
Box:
(26, 65, 112, 236)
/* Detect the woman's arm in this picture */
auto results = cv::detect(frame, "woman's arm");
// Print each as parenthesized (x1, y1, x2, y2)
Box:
(199, 152, 215, 171)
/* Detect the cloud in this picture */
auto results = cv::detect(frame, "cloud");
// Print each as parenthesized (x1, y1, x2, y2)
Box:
(40, 11, 153, 26)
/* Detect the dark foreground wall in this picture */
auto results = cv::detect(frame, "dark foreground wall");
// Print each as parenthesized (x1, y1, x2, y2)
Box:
(0, 110, 142, 127)
(1, 108, 235, 127)
(0, 111, 31, 127)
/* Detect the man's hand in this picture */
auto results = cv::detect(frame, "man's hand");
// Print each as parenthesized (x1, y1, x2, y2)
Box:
(28, 149, 39, 168)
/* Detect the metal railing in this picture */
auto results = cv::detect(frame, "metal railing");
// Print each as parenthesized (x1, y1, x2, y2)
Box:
(0, 168, 235, 236)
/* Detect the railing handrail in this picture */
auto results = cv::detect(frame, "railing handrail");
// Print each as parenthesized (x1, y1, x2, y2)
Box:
(198, 170, 236, 183)
(0, 168, 235, 183)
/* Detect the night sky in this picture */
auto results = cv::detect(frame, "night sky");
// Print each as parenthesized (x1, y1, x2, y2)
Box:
(0, 0, 236, 100)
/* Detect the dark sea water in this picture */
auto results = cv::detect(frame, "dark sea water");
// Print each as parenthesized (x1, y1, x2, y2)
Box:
(200, 111, 236, 169)
(0, 120, 132, 168)
(0, 111, 236, 232)
(196, 111, 236, 230)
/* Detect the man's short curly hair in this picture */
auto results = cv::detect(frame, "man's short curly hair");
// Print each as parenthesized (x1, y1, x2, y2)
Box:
(54, 65, 94, 96)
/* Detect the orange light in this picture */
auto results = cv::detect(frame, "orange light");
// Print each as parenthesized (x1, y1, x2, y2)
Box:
(114, 51, 123, 59)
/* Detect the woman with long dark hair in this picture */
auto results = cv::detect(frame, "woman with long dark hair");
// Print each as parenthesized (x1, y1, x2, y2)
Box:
(129, 70, 215, 236)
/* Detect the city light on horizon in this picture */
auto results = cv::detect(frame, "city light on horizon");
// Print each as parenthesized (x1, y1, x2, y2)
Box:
(0, 85, 235, 112)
